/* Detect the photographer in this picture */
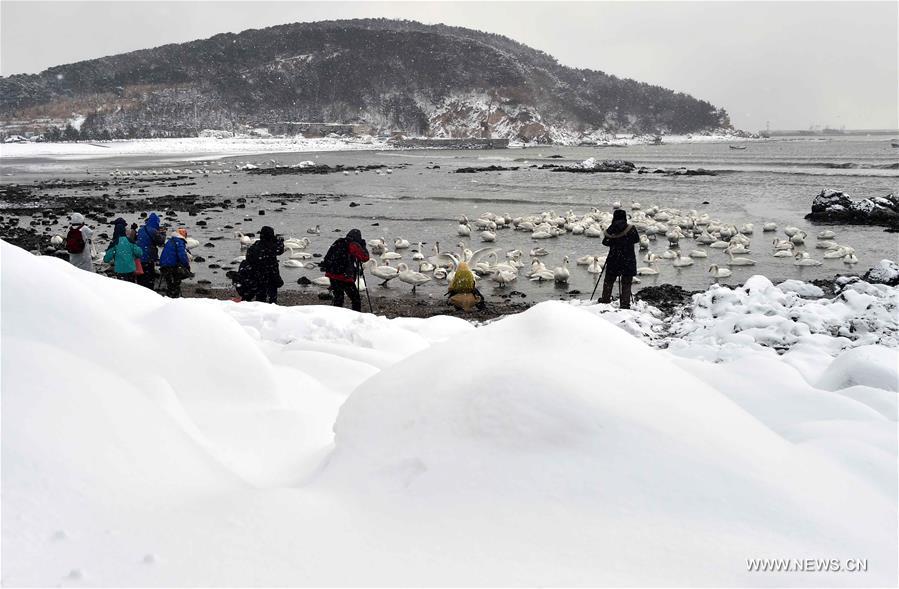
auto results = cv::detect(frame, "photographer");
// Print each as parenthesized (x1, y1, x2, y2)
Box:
(245, 226, 285, 304)
(321, 228, 370, 312)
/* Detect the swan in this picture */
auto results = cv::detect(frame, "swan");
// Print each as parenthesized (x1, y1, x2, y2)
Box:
(726, 251, 756, 266)
(433, 267, 448, 280)
(689, 249, 708, 258)
(739, 223, 754, 235)
(772, 238, 793, 251)
(530, 247, 549, 257)
(586, 257, 604, 274)
(231, 256, 246, 264)
(234, 231, 253, 247)
(412, 243, 425, 261)
(527, 258, 549, 278)
(368, 239, 386, 255)
(381, 251, 403, 261)
(708, 264, 732, 279)
(636, 254, 659, 276)
(817, 230, 836, 240)
(575, 254, 595, 266)
(773, 249, 794, 258)
(584, 225, 604, 238)
(709, 240, 730, 249)
(672, 255, 694, 267)
(458, 223, 471, 237)
(50, 234, 64, 247)
(282, 259, 307, 268)
(727, 244, 751, 255)
(660, 249, 678, 260)
(289, 251, 313, 260)
(822, 247, 848, 259)
(529, 268, 554, 282)
(532, 230, 553, 239)
(311, 276, 331, 286)
(762, 222, 778, 232)
(396, 263, 431, 293)
(480, 230, 496, 242)
(696, 231, 715, 245)
(491, 268, 518, 287)
(394, 238, 411, 250)
(553, 256, 570, 284)
(783, 226, 800, 237)
(789, 231, 807, 245)
(793, 252, 822, 266)
(306, 225, 320, 235)
(843, 253, 859, 265)
(366, 259, 399, 285)
(639, 235, 650, 251)
(419, 261, 435, 273)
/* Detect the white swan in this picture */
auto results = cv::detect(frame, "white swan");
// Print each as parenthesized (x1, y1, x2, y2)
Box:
(457, 222, 471, 237)
(793, 252, 822, 266)
(636, 254, 659, 276)
(530, 247, 549, 257)
(709, 240, 730, 249)
(282, 259, 307, 268)
(234, 231, 253, 247)
(491, 268, 518, 287)
(553, 256, 570, 284)
(762, 222, 778, 232)
(672, 254, 694, 267)
(394, 238, 411, 250)
(708, 264, 732, 279)
(366, 259, 399, 285)
(480, 230, 496, 242)
(396, 263, 431, 293)
(817, 230, 836, 240)
(306, 225, 320, 235)
(689, 249, 708, 258)
(727, 251, 757, 266)
(843, 253, 859, 265)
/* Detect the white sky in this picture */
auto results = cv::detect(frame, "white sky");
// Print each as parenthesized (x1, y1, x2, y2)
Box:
(1, 1, 896, 131)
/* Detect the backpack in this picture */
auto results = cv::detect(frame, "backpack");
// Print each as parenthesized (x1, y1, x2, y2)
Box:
(320, 238, 351, 274)
(66, 227, 86, 254)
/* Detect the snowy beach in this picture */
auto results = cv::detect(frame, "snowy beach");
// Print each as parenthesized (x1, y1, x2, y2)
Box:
(2, 239, 897, 586)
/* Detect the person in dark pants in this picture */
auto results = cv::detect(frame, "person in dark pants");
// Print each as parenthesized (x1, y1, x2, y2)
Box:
(159, 227, 192, 298)
(323, 229, 370, 311)
(600, 209, 640, 309)
(135, 212, 166, 290)
(245, 226, 285, 303)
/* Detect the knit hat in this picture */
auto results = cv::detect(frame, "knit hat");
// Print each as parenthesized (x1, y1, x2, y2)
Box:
(71, 213, 85, 225)
(177, 227, 188, 238)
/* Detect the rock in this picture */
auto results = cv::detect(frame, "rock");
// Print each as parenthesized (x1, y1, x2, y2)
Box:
(862, 259, 899, 286)
(317, 291, 333, 300)
(806, 189, 899, 228)
(349, 202, 360, 207)
(297, 276, 313, 286)
(192, 256, 205, 263)
(811, 189, 853, 213)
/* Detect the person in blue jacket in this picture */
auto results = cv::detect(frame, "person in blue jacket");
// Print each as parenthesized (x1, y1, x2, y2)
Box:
(135, 212, 166, 290)
(159, 227, 193, 297)
(103, 235, 143, 282)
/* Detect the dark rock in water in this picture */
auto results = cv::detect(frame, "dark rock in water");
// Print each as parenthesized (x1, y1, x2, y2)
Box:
(209, 235, 223, 240)
(805, 189, 899, 228)
(862, 260, 899, 286)
(547, 154, 564, 158)
(204, 242, 215, 248)
(236, 204, 246, 209)
(208, 263, 221, 269)
(635, 283, 697, 314)
(258, 210, 265, 215)
(371, 222, 379, 226)
(297, 276, 313, 286)
(455, 165, 520, 173)
(567, 289, 582, 295)
(349, 202, 360, 207)
(702, 201, 710, 205)
(312, 253, 322, 258)
(192, 256, 205, 263)
(196, 220, 207, 226)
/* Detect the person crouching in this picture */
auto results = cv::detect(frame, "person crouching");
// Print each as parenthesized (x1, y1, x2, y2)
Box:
(103, 230, 143, 282)
(159, 228, 192, 298)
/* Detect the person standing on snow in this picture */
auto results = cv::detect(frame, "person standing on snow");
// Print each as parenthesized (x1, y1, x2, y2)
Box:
(244, 226, 285, 303)
(65, 212, 94, 272)
(103, 231, 143, 282)
(159, 227, 192, 298)
(135, 212, 166, 290)
(599, 208, 640, 309)
(321, 228, 370, 312)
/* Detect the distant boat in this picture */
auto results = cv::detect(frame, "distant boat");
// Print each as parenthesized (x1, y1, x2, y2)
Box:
(729, 145, 748, 150)
(891, 139, 899, 148)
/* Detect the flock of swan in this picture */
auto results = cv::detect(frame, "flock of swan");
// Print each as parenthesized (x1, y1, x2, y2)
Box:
(224, 201, 857, 295)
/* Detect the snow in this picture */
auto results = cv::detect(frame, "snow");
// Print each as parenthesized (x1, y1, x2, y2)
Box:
(0, 134, 389, 160)
(865, 259, 899, 285)
(2, 240, 896, 586)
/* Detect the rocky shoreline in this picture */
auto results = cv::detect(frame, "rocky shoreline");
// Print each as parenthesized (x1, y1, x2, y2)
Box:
(805, 189, 899, 229)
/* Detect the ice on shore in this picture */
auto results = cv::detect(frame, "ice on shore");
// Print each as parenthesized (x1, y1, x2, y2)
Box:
(1, 240, 896, 586)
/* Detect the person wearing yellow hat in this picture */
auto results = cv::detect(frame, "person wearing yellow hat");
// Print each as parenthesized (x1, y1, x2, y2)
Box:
(447, 261, 486, 312)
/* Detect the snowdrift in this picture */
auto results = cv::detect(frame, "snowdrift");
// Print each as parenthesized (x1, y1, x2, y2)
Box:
(1, 240, 896, 586)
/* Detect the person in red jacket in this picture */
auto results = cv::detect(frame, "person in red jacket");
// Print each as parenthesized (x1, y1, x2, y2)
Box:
(323, 228, 370, 311)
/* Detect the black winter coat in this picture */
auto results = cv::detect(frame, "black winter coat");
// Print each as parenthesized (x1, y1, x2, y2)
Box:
(602, 224, 640, 277)
(246, 237, 285, 288)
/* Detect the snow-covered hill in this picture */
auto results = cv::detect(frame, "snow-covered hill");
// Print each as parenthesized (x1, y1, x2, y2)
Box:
(2, 240, 896, 586)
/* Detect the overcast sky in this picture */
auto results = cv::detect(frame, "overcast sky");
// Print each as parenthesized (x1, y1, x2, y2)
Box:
(1, 1, 896, 131)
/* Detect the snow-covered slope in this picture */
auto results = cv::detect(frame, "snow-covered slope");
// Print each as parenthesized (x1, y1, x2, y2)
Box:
(1, 240, 896, 586)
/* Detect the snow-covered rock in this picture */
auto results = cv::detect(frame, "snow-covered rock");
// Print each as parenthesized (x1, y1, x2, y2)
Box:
(863, 259, 899, 286)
